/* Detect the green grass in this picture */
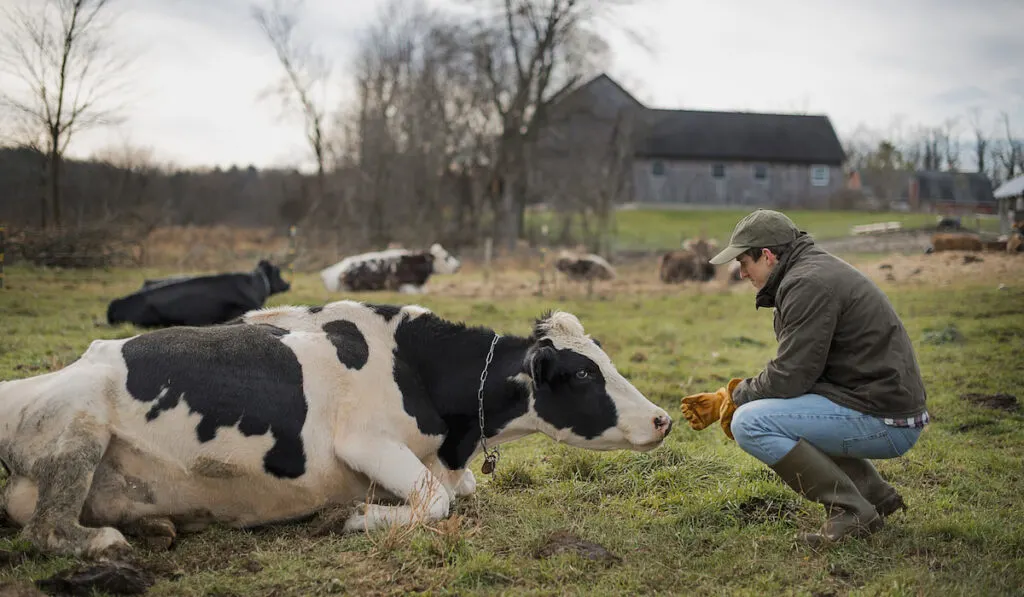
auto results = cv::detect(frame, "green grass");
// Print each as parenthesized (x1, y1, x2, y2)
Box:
(527, 207, 1002, 251)
(1, 264, 1023, 596)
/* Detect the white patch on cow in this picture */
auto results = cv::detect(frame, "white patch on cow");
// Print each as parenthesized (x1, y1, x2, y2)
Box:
(400, 305, 432, 320)
(533, 312, 668, 450)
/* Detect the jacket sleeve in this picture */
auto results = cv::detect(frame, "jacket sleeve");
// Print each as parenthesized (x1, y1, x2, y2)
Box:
(732, 277, 839, 406)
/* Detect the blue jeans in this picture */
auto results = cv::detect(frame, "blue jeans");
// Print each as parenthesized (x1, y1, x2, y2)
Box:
(730, 394, 922, 466)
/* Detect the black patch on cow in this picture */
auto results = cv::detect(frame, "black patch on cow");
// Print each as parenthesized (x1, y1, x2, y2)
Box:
(322, 320, 369, 370)
(530, 347, 618, 439)
(308, 306, 324, 314)
(121, 325, 308, 479)
(391, 313, 531, 470)
(370, 304, 402, 322)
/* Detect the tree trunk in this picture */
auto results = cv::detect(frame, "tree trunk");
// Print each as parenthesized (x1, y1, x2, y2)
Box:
(38, 153, 49, 229)
(49, 143, 62, 229)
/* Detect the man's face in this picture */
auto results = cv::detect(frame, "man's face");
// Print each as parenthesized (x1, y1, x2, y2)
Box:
(735, 250, 777, 290)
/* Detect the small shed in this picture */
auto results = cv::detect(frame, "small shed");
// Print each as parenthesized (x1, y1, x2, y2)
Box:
(994, 175, 1024, 234)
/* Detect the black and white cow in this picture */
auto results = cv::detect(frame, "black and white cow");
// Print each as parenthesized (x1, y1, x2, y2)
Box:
(319, 244, 461, 294)
(0, 303, 672, 558)
(106, 260, 291, 327)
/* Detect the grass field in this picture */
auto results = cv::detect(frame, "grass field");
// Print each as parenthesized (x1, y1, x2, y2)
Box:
(527, 207, 1003, 251)
(1, 262, 1023, 596)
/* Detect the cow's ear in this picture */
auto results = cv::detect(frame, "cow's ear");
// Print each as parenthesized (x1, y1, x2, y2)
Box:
(525, 344, 558, 385)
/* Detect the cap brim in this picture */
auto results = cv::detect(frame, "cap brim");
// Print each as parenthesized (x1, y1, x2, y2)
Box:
(709, 245, 747, 265)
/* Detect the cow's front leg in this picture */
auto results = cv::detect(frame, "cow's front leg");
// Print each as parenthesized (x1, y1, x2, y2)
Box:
(422, 456, 476, 499)
(336, 439, 450, 533)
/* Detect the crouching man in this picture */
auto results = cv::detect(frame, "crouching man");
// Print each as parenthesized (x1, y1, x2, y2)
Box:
(681, 210, 929, 546)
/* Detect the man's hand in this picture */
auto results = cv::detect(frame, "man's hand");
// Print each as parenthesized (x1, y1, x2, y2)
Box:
(680, 378, 743, 440)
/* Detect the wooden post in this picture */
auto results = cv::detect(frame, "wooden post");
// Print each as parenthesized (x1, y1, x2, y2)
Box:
(287, 225, 298, 279)
(0, 224, 5, 289)
(483, 237, 493, 288)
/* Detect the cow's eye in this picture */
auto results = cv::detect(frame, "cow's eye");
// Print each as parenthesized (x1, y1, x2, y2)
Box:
(575, 369, 590, 380)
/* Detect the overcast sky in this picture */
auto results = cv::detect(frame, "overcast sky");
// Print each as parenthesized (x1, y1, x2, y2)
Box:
(3, 0, 1022, 171)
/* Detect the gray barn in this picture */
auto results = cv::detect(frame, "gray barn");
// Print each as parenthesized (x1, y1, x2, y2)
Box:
(537, 74, 847, 209)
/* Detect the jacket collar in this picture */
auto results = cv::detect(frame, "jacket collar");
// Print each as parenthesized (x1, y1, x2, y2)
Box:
(754, 233, 815, 309)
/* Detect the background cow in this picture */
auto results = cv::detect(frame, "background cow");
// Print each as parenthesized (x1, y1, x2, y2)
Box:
(928, 232, 983, 253)
(0, 303, 671, 557)
(553, 250, 616, 282)
(659, 238, 718, 283)
(320, 243, 461, 293)
(106, 259, 291, 327)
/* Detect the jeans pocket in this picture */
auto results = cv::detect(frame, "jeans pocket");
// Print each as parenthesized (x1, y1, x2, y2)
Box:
(841, 429, 900, 459)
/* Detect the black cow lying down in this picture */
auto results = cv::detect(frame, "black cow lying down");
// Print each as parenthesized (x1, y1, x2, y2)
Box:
(106, 260, 291, 327)
(0, 302, 672, 557)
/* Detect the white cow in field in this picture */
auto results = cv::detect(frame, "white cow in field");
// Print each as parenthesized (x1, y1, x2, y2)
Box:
(0, 302, 672, 558)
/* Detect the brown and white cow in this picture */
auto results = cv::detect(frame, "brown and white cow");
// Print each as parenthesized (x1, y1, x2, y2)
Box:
(320, 244, 461, 294)
(0, 303, 671, 558)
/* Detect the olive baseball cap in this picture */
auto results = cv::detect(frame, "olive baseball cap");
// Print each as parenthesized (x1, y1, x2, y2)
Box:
(708, 209, 800, 265)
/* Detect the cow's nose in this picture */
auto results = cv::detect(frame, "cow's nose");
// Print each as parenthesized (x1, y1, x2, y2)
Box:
(654, 415, 672, 435)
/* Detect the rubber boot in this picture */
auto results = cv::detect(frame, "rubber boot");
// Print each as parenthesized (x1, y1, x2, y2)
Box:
(831, 456, 907, 517)
(770, 439, 884, 546)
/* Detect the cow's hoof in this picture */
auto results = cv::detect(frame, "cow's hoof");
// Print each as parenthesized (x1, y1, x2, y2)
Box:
(341, 514, 368, 534)
(128, 517, 176, 551)
(87, 527, 131, 559)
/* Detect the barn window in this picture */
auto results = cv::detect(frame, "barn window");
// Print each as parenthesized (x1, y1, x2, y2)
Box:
(810, 165, 830, 187)
(712, 164, 725, 178)
(652, 161, 665, 176)
(753, 165, 767, 180)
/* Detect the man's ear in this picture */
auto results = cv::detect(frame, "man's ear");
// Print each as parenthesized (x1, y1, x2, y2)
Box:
(524, 344, 558, 386)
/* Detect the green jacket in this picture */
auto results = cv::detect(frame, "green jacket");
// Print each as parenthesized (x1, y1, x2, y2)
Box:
(731, 234, 928, 418)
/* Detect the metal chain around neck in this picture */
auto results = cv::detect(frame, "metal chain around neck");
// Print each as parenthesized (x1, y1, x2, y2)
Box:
(477, 333, 501, 474)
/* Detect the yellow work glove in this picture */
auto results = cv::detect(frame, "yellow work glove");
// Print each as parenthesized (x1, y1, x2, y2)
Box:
(680, 378, 743, 440)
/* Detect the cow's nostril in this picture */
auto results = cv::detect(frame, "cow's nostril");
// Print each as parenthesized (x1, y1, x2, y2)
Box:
(654, 415, 670, 432)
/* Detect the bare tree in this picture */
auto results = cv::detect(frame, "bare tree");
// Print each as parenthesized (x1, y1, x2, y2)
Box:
(252, 0, 335, 226)
(466, 0, 645, 249)
(0, 0, 128, 229)
(940, 117, 961, 172)
(994, 112, 1024, 181)
(968, 108, 990, 176)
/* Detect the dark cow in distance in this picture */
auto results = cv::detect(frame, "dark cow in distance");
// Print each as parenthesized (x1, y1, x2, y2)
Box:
(554, 250, 616, 282)
(106, 260, 291, 328)
(320, 244, 461, 294)
(659, 238, 718, 283)
(0, 302, 672, 557)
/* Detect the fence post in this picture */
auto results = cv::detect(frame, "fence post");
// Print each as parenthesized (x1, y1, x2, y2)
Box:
(0, 224, 5, 290)
(287, 225, 297, 279)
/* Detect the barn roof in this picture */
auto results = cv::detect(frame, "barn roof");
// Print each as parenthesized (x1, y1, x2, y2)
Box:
(634, 109, 847, 165)
(555, 74, 847, 166)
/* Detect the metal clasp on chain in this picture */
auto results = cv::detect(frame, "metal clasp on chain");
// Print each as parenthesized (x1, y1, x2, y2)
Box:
(478, 333, 501, 474)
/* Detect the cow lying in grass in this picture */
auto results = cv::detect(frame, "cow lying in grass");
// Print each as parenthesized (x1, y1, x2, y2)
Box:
(106, 260, 291, 327)
(0, 303, 672, 558)
(320, 244, 461, 294)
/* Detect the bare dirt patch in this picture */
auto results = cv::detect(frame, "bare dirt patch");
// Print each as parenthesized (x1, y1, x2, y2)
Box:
(960, 393, 1019, 412)
(534, 530, 621, 565)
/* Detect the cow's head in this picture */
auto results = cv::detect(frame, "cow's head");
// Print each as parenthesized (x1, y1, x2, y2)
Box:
(523, 311, 671, 451)
(258, 260, 292, 295)
(429, 243, 461, 274)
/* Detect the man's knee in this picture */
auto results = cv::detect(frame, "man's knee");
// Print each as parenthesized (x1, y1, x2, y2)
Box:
(729, 402, 761, 450)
